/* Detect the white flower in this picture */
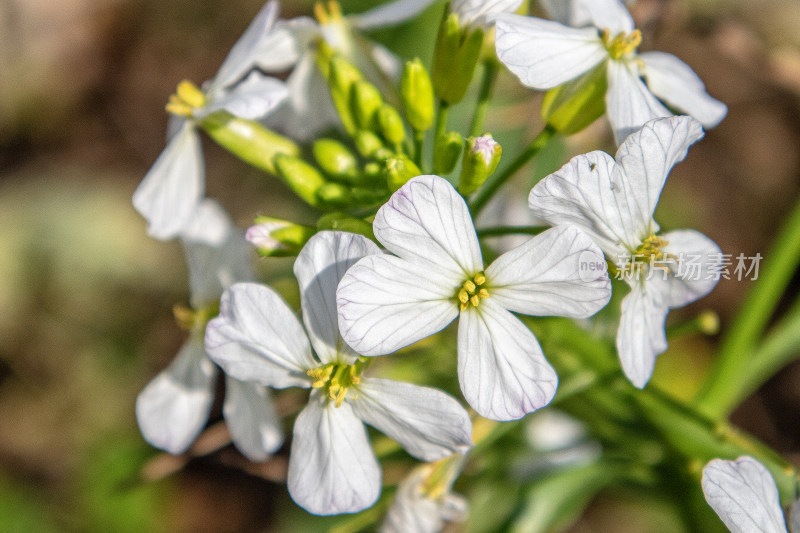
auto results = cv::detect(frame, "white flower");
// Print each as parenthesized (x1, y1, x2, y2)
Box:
(380, 457, 468, 533)
(132, 1, 289, 241)
(702, 456, 798, 533)
(204, 231, 473, 515)
(337, 175, 611, 421)
(528, 116, 722, 388)
(136, 201, 283, 461)
(493, 0, 727, 143)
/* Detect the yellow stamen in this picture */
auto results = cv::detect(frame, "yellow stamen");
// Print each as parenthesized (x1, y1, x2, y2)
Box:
(603, 29, 642, 60)
(173, 304, 196, 331)
(474, 273, 486, 285)
(455, 272, 490, 311)
(165, 80, 206, 118)
(463, 280, 476, 293)
(458, 289, 469, 304)
(327, 0, 342, 20)
(313, 2, 328, 24)
(308, 358, 368, 408)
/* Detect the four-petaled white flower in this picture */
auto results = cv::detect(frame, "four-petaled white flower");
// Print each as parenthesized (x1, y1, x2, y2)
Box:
(136, 200, 283, 461)
(702, 456, 799, 533)
(132, 0, 289, 241)
(204, 231, 473, 515)
(380, 457, 468, 533)
(336, 174, 611, 421)
(529, 116, 722, 388)
(493, 0, 727, 144)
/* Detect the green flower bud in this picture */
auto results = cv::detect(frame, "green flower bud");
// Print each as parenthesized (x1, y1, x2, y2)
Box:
(199, 112, 300, 175)
(313, 138, 359, 182)
(352, 80, 384, 130)
(316, 182, 352, 208)
(459, 134, 502, 196)
(401, 59, 435, 132)
(377, 104, 406, 147)
(247, 216, 315, 257)
(316, 212, 376, 242)
(384, 154, 421, 192)
(355, 130, 385, 158)
(328, 55, 363, 136)
(273, 154, 327, 207)
(541, 62, 607, 135)
(433, 130, 464, 175)
(432, 13, 484, 105)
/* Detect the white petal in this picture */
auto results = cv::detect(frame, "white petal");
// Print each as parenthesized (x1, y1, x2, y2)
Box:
(184, 227, 254, 308)
(203, 72, 288, 120)
(458, 301, 558, 421)
(337, 254, 460, 356)
(790, 500, 800, 533)
(287, 391, 381, 515)
(349, 0, 439, 31)
(528, 150, 649, 256)
(180, 198, 233, 247)
(494, 14, 607, 90)
(655, 229, 722, 308)
(350, 378, 472, 461)
(615, 115, 705, 224)
(132, 122, 204, 241)
(640, 51, 727, 128)
(702, 457, 788, 533)
(135, 338, 216, 454)
(205, 283, 316, 388)
(211, 0, 281, 90)
(616, 283, 669, 388)
(452, 0, 523, 28)
(381, 466, 466, 533)
(486, 226, 611, 318)
(606, 59, 672, 145)
(571, 0, 634, 34)
(223, 377, 283, 462)
(294, 232, 381, 364)
(255, 18, 308, 72)
(373, 175, 483, 280)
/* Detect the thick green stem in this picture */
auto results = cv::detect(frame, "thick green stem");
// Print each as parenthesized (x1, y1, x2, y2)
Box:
(695, 197, 800, 419)
(434, 100, 449, 145)
(469, 59, 499, 137)
(413, 129, 425, 169)
(469, 124, 556, 217)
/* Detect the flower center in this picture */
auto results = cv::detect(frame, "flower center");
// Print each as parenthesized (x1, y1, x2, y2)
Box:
(602, 29, 642, 60)
(165, 80, 206, 117)
(456, 272, 490, 311)
(619, 234, 673, 279)
(307, 357, 367, 407)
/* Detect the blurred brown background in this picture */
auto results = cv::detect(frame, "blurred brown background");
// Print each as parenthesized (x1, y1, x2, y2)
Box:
(0, 0, 798, 531)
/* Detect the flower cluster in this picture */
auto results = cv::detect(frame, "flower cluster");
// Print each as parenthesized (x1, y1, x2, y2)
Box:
(128, 0, 795, 531)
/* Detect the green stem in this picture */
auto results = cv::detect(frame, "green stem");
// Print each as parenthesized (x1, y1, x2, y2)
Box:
(434, 100, 449, 144)
(469, 124, 557, 217)
(695, 196, 800, 419)
(469, 59, 499, 137)
(413, 129, 425, 169)
(477, 225, 547, 238)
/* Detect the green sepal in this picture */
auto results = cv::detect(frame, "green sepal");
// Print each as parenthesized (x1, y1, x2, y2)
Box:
(199, 112, 300, 176)
(313, 138, 360, 183)
(352, 81, 384, 130)
(273, 154, 327, 207)
(250, 216, 315, 258)
(541, 62, 607, 135)
(384, 154, 421, 192)
(432, 13, 484, 105)
(459, 134, 502, 196)
(401, 58, 435, 132)
(433, 130, 464, 175)
(317, 212, 376, 242)
(377, 104, 406, 147)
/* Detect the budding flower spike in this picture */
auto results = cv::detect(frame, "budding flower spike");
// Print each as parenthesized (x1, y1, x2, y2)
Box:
(493, 0, 727, 143)
(529, 116, 723, 388)
(136, 200, 283, 462)
(204, 231, 473, 515)
(702, 456, 798, 533)
(132, 0, 289, 241)
(337, 175, 611, 421)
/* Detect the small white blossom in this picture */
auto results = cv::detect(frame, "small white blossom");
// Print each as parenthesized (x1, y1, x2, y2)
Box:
(381, 457, 468, 533)
(529, 116, 722, 388)
(702, 456, 796, 533)
(451, 0, 523, 29)
(337, 175, 611, 421)
(133, 1, 288, 241)
(204, 231, 473, 515)
(136, 201, 283, 461)
(493, 0, 727, 143)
